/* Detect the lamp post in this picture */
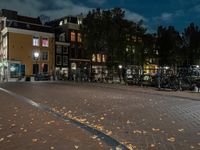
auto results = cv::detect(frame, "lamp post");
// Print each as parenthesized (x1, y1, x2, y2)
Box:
(34, 51, 39, 75)
(118, 64, 122, 83)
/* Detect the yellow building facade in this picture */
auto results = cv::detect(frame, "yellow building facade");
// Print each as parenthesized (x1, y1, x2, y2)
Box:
(7, 28, 54, 77)
(0, 9, 55, 81)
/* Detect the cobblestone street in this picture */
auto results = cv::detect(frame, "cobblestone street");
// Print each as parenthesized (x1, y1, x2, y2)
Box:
(0, 82, 200, 150)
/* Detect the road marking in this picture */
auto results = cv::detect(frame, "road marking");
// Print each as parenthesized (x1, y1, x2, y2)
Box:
(0, 87, 129, 150)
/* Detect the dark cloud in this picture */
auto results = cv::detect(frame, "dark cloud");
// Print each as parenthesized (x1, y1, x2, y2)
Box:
(35, 0, 65, 11)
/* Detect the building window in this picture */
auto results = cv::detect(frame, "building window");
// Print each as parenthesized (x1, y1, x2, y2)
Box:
(41, 51, 48, 61)
(59, 33, 65, 42)
(3, 36, 7, 48)
(10, 63, 20, 78)
(92, 54, 96, 62)
(56, 45, 62, 54)
(42, 64, 48, 73)
(63, 46, 68, 54)
(56, 55, 62, 65)
(64, 19, 68, 24)
(97, 54, 101, 63)
(71, 32, 76, 42)
(102, 55, 106, 62)
(33, 37, 39, 46)
(42, 38, 49, 47)
(33, 64, 39, 74)
(63, 56, 68, 66)
(59, 21, 63, 26)
(77, 18, 82, 25)
(77, 33, 82, 42)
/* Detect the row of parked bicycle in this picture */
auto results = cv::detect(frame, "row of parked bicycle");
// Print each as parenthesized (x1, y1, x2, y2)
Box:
(126, 67, 200, 90)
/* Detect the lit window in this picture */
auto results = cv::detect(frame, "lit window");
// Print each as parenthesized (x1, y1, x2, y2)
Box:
(92, 54, 96, 62)
(77, 33, 82, 42)
(64, 19, 68, 24)
(41, 51, 48, 61)
(42, 38, 49, 47)
(33, 37, 39, 46)
(97, 54, 101, 63)
(78, 18, 82, 25)
(59, 21, 63, 26)
(102, 55, 106, 62)
(71, 32, 76, 42)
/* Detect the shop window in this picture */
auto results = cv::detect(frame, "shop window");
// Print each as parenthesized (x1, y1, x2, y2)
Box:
(71, 32, 76, 42)
(42, 51, 48, 61)
(42, 38, 49, 47)
(33, 37, 39, 46)
(10, 63, 20, 78)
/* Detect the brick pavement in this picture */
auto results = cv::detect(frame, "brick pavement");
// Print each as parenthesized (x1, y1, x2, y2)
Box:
(0, 82, 200, 150)
(0, 90, 109, 150)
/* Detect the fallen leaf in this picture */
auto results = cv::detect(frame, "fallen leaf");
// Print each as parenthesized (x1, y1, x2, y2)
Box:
(178, 129, 184, 132)
(190, 145, 195, 149)
(100, 117, 104, 120)
(74, 145, 79, 149)
(133, 130, 142, 134)
(152, 128, 160, 132)
(127, 120, 131, 124)
(167, 137, 175, 142)
(0, 138, 4, 142)
(10, 124, 16, 128)
(106, 130, 112, 136)
(32, 139, 38, 143)
(43, 140, 47, 144)
(91, 135, 98, 139)
(7, 134, 14, 138)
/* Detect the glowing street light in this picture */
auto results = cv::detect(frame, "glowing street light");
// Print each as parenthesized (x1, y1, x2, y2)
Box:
(34, 51, 39, 59)
(34, 51, 40, 75)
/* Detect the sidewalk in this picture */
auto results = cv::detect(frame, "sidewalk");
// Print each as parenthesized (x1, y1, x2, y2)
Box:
(0, 90, 109, 150)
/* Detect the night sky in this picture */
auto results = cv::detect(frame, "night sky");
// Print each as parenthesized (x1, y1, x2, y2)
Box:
(1, 0, 200, 33)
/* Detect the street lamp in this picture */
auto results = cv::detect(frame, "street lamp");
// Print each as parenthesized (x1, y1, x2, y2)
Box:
(118, 65, 123, 83)
(34, 51, 39, 75)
